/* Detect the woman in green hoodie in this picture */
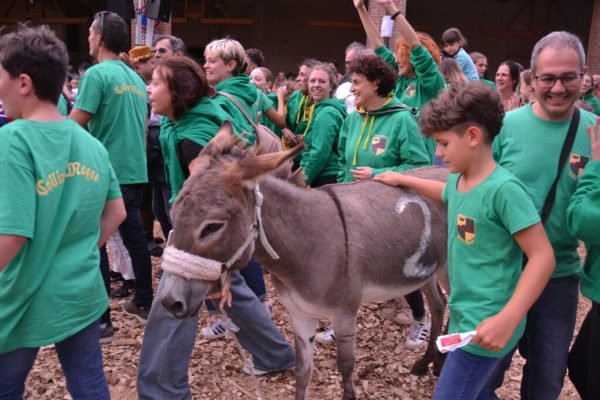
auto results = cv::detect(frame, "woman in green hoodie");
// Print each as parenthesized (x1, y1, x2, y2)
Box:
(337, 55, 430, 183)
(299, 63, 347, 186)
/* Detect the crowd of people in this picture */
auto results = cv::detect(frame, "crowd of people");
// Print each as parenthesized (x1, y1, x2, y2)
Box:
(0, 0, 599, 398)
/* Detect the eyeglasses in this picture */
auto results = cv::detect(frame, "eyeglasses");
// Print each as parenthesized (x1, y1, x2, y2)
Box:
(153, 48, 168, 54)
(534, 73, 583, 89)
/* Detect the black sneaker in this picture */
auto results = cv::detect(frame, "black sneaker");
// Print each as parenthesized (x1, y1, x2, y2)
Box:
(99, 323, 114, 343)
(123, 301, 150, 324)
(110, 279, 135, 298)
(148, 241, 164, 257)
(110, 271, 124, 282)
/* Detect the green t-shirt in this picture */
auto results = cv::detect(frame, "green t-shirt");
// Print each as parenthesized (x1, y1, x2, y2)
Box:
(493, 104, 595, 278)
(286, 90, 311, 134)
(442, 167, 540, 357)
(582, 92, 600, 116)
(337, 97, 430, 183)
(481, 78, 496, 89)
(261, 91, 282, 137)
(567, 161, 600, 303)
(75, 59, 148, 184)
(299, 98, 347, 184)
(0, 119, 121, 354)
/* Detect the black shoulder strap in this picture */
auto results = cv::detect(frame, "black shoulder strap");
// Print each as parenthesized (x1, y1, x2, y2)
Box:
(540, 107, 580, 224)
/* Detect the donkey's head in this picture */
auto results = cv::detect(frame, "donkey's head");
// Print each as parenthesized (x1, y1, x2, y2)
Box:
(160, 122, 302, 318)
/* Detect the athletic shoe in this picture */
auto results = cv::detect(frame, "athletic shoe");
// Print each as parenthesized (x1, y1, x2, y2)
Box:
(315, 327, 336, 345)
(242, 362, 293, 376)
(405, 316, 431, 350)
(99, 323, 114, 344)
(200, 317, 238, 340)
(110, 279, 134, 298)
(123, 301, 150, 324)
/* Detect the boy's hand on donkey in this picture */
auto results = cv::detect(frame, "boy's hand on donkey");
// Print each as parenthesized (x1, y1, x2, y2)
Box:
(373, 171, 403, 185)
(473, 313, 519, 352)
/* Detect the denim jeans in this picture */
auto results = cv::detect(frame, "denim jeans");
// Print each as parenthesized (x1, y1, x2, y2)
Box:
(433, 348, 511, 400)
(118, 184, 153, 308)
(137, 269, 295, 400)
(206, 258, 266, 312)
(568, 301, 600, 400)
(0, 321, 109, 400)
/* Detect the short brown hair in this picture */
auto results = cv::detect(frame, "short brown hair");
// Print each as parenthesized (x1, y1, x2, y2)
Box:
(155, 56, 213, 120)
(420, 82, 505, 144)
(441, 27, 467, 46)
(348, 55, 396, 97)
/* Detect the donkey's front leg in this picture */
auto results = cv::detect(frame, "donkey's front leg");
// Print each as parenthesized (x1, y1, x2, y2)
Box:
(332, 315, 358, 400)
(290, 314, 318, 400)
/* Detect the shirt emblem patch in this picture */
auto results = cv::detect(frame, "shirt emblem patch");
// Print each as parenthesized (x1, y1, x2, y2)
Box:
(569, 153, 589, 178)
(370, 134, 388, 155)
(457, 214, 475, 245)
(404, 83, 417, 98)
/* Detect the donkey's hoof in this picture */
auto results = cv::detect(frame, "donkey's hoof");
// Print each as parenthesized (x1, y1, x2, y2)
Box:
(432, 352, 447, 376)
(410, 361, 429, 376)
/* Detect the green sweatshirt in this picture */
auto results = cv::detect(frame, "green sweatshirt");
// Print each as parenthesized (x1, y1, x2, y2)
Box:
(286, 90, 312, 134)
(337, 96, 431, 183)
(582, 92, 600, 116)
(159, 97, 230, 203)
(214, 75, 259, 145)
(375, 44, 445, 112)
(567, 161, 600, 303)
(299, 98, 347, 184)
(261, 91, 282, 137)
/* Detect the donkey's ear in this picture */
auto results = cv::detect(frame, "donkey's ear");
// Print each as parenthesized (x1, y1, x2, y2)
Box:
(200, 121, 241, 157)
(225, 143, 304, 184)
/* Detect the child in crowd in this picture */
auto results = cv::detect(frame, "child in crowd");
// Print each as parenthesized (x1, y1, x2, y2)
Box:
(470, 51, 496, 88)
(0, 25, 125, 398)
(375, 82, 555, 399)
(441, 28, 479, 81)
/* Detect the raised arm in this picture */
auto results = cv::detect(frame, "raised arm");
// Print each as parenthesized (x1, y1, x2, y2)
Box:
(353, 0, 384, 49)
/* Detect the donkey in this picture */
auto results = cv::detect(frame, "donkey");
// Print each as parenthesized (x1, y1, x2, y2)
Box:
(160, 127, 449, 400)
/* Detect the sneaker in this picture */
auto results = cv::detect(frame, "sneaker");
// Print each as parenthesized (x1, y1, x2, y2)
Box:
(123, 301, 150, 324)
(148, 241, 163, 257)
(394, 303, 414, 326)
(405, 317, 431, 350)
(315, 327, 336, 345)
(242, 362, 293, 376)
(99, 323, 114, 344)
(110, 279, 134, 298)
(200, 316, 238, 340)
(110, 271, 124, 282)
(155, 267, 164, 279)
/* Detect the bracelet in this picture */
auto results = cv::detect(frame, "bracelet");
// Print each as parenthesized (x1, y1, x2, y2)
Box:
(390, 10, 402, 20)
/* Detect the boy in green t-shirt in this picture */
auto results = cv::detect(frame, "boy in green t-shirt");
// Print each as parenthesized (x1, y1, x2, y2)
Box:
(0, 26, 125, 398)
(375, 82, 555, 399)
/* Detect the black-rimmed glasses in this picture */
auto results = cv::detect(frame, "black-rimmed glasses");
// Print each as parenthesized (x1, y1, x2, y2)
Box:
(534, 73, 583, 89)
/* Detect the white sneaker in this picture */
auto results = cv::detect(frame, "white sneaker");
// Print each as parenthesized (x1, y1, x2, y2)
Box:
(405, 317, 431, 350)
(315, 327, 336, 345)
(200, 317, 238, 340)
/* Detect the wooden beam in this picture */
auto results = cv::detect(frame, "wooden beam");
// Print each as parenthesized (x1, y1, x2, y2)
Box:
(307, 20, 361, 29)
(199, 18, 253, 25)
(0, 17, 88, 24)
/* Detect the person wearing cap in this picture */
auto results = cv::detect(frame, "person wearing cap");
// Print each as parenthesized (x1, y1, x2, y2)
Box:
(129, 45, 155, 83)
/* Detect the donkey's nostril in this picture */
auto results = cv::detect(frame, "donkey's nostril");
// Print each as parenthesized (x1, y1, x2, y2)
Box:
(171, 301, 186, 317)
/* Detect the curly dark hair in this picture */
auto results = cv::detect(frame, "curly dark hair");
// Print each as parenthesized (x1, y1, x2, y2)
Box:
(155, 56, 214, 120)
(419, 82, 505, 144)
(0, 25, 67, 104)
(348, 55, 397, 97)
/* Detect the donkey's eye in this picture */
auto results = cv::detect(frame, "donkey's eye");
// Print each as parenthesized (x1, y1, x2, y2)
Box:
(199, 223, 224, 239)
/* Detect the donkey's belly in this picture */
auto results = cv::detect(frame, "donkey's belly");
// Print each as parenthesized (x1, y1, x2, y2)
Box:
(360, 280, 429, 303)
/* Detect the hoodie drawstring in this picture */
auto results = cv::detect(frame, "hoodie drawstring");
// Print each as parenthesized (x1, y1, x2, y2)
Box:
(352, 113, 375, 166)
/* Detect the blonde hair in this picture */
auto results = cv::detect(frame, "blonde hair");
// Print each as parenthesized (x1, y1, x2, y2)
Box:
(204, 38, 247, 76)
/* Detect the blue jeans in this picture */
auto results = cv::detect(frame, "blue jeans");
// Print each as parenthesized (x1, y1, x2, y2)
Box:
(137, 269, 295, 400)
(118, 184, 154, 308)
(433, 349, 511, 400)
(206, 258, 266, 312)
(489, 274, 580, 399)
(0, 321, 109, 400)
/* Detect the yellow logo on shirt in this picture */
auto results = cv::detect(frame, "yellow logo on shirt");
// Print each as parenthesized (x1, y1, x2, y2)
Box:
(36, 162, 100, 196)
(113, 84, 145, 99)
(457, 214, 476, 245)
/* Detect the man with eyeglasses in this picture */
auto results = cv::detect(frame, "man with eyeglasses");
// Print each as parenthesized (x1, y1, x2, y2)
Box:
(492, 31, 596, 399)
(153, 35, 185, 61)
(70, 12, 154, 338)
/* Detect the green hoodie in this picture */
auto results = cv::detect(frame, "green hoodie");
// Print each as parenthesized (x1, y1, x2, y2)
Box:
(567, 161, 600, 303)
(286, 90, 312, 134)
(583, 92, 600, 116)
(261, 91, 282, 137)
(299, 98, 347, 184)
(375, 44, 445, 112)
(214, 75, 259, 145)
(337, 96, 431, 183)
(159, 97, 230, 203)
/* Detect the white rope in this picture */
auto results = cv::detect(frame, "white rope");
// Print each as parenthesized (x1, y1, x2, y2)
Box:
(161, 246, 223, 281)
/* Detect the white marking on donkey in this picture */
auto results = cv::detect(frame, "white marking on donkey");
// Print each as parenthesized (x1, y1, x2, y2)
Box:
(160, 125, 449, 400)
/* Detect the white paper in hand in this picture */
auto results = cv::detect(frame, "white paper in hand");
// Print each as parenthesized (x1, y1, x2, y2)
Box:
(381, 15, 393, 38)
